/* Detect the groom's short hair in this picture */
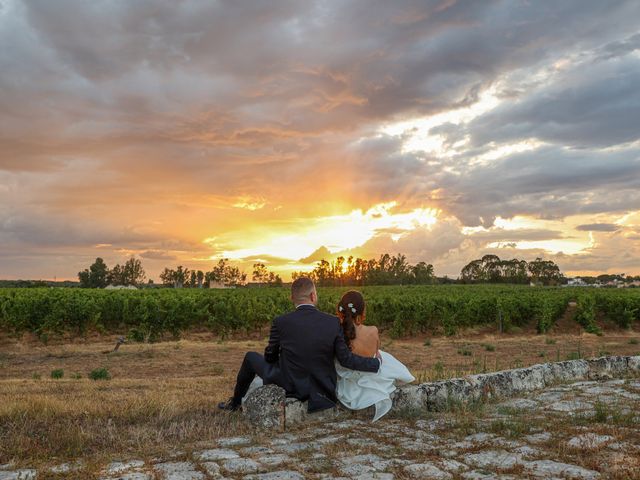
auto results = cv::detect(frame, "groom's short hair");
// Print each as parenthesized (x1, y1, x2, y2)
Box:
(291, 277, 315, 303)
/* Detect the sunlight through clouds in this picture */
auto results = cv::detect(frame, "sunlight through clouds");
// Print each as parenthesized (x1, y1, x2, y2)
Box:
(380, 87, 501, 156)
(206, 202, 439, 262)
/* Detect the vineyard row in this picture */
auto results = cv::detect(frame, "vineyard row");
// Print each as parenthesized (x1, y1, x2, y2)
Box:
(0, 286, 638, 342)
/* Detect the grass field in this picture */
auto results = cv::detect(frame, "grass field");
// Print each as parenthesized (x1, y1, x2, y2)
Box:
(2, 313, 640, 473)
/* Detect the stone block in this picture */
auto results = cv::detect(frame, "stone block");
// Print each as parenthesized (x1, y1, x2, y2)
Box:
(628, 355, 640, 372)
(243, 384, 286, 431)
(587, 356, 628, 379)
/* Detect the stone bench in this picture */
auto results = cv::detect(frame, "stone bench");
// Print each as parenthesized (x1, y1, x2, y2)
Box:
(243, 355, 640, 430)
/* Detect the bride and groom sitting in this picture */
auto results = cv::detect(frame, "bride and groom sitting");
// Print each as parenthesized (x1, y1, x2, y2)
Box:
(218, 277, 414, 420)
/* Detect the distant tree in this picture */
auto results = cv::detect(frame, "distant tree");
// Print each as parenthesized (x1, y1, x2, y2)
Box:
(78, 257, 109, 288)
(107, 263, 125, 286)
(252, 263, 269, 283)
(461, 259, 483, 283)
(122, 257, 146, 286)
(208, 259, 247, 286)
(160, 265, 189, 288)
(268, 271, 283, 287)
(528, 257, 561, 285)
(411, 261, 435, 284)
(196, 270, 204, 288)
(251, 263, 282, 286)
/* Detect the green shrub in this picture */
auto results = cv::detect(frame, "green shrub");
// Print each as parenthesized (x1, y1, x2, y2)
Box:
(50, 369, 64, 379)
(574, 295, 600, 334)
(89, 367, 110, 380)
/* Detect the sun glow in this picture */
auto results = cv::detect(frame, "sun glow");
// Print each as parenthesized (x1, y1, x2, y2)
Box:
(204, 202, 439, 262)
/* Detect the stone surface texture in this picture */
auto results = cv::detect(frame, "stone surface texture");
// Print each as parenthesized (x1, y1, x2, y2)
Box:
(2, 355, 639, 479)
(243, 384, 286, 430)
(244, 355, 640, 429)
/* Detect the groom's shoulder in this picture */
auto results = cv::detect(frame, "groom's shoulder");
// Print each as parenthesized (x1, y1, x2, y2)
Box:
(277, 308, 339, 324)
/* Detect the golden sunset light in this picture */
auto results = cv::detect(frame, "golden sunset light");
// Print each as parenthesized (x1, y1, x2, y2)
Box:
(1, 0, 639, 282)
(205, 202, 439, 267)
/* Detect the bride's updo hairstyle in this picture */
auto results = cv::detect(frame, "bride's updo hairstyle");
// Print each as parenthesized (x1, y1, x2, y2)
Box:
(337, 290, 365, 351)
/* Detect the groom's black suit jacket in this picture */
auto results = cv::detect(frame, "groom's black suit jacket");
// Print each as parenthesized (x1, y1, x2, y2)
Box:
(262, 304, 380, 412)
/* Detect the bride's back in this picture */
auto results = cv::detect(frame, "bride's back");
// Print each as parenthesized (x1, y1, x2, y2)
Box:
(350, 324, 379, 358)
(338, 290, 380, 358)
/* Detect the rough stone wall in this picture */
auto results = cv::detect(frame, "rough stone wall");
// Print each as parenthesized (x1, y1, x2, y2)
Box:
(243, 355, 640, 430)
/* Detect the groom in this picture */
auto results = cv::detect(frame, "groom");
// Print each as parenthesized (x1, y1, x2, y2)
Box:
(218, 276, 381, 412)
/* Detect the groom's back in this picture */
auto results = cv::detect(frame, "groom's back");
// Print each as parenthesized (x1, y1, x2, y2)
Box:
(272, 305, 340, 411)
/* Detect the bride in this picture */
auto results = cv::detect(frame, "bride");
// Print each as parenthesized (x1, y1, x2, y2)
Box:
(335, 290, 415, 421)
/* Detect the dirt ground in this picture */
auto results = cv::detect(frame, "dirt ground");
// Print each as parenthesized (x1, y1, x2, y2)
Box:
(1, 322, 639, 469)
(2, 321, 639, 383)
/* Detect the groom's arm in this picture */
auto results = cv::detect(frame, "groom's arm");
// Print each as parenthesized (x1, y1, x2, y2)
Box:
(333, 322, 380, 373)
(264, 318, 281, 363)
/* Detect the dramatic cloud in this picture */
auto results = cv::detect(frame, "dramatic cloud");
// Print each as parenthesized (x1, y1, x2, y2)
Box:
(1, 0, 640, 280)
(575, 224, 620, 232)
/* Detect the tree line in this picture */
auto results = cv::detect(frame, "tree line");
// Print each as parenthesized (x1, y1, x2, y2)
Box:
(78, 257, 282, 288)
(77, 253, 571, 288)
(78, 257, 145, 288)
(460, 254, 563, 285)
(292, 253, 436, 287)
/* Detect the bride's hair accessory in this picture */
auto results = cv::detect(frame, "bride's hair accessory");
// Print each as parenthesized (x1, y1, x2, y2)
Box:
(337, 290, 365, 351)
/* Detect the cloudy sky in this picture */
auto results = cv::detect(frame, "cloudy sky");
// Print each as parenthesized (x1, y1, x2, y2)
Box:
(1, 0, 640, 281)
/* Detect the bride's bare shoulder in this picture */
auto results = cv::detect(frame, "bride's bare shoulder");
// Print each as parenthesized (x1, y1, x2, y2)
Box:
(356, 324, 379, 342)
(364, 324, 379, 335)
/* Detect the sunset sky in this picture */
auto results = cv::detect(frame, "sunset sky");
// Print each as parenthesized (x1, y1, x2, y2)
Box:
(1, 0, 640, 281)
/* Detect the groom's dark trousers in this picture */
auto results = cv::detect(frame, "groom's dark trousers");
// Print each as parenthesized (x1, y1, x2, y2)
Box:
(232, 304, 380, 412)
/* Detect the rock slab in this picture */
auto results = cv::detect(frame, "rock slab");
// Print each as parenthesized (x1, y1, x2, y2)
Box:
(243, 355, 640, 429)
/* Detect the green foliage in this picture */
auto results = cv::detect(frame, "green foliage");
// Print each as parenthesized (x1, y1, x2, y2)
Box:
(50, 369, 64, 379)
(89, 367, 111, 380)
(483, 343, 496, 352)
(574, 294, 601, 334)
(594, 290, 639, 329)
(0, 285, 638, 341)
(78, 257, 109, 288)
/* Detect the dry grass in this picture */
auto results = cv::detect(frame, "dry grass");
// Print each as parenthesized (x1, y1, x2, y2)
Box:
(1, 326, 639, 469)
(0, 377, 253, 471)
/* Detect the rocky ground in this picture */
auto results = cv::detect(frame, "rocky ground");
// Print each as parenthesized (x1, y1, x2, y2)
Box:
(2, 378, 639, 479)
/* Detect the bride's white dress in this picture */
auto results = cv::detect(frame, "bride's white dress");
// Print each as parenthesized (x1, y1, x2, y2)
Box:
(335, 350, 415, 422)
